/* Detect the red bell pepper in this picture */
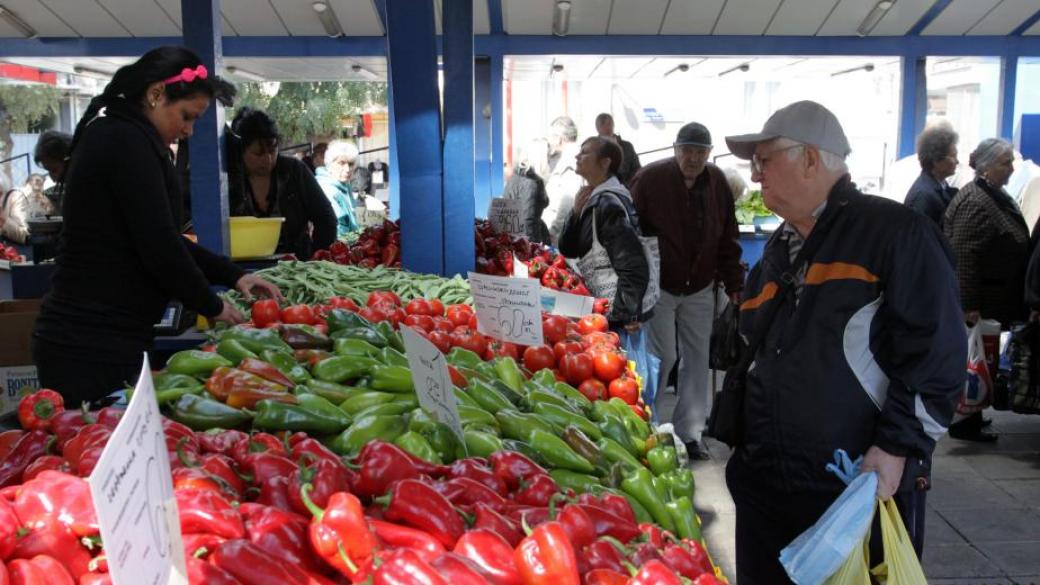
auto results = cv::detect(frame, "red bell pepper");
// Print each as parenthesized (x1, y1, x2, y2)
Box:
(288, 458, 351, 516)
(583, 569, 628, 585)
(210, 539, 310, 585)
(661, 541, 714, 579)
(514, 521, 579, 585)
(163, 419, 199, 452)
(434, 477, 513, 513)
(452, 528, 522, 585)
(488, 451, 548, 492)
(12, 471, 98, 538)
(350, 442, 428, 499)
(93, 408, 123, 429)
(372, 548, 446, 585)
(199, 454, 246, 499)
(691, 573, 726, 585)
(7, 555, 75, 585)
(17, 390, 64, 432)
(0, 430, 24, 460)
(576, 492, 636, 527)
(181, 532, 227, 558)
(78, 572, 113, 585)
(368, 519, 445, 564)
(429, 553, 488, 585)
(238, 503, 323, 574)
(376, 479, 466, 548)
(173, 467, 225, 494)
(473, 502, 524, 547)
(175, 489, 245, 539)
(555, 504, 596, 550)
(256, 476, 295, 512)
(449, 458, 508, 496)
(513, 473, 558, 507)
(638, 522, 671, 548)
(238, 358, 296, 389)
(239, 452, 298, 485)
(231, 433, 287, 466)
(61, 426, 110, 474)
(506, 506, 551, 529)
(10, 520, 91, 579)
(628, 542, 663, 568)
(0, 497, 20, 559)
(570, 504, 640, 544)
(628, 559, 684, 585)
(50, 406, 94, 447)
(0, 432, 53, 488)
(185, 555, 242, 585)
(20, 456, 70, 482)
(75, 445, 105, 477)
(197, 429, 249, 456)
(290, 436, 343, 468)
(301, 486, 378, 581)
(580, 539, 627, 574)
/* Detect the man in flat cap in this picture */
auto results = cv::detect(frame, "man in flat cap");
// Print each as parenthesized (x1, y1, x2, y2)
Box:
(630, 122, 743, 461)
(723, 101, 963, 582)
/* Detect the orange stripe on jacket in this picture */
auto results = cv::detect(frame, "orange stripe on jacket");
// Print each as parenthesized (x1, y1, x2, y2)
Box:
(741, 282, 778, 311)
(804, 262, 879, 285)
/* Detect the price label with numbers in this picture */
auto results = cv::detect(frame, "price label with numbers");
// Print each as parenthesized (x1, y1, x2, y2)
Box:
(468, 272, 544, 347)
(400, 327, 466, 447)
(488, 198, 524, 235)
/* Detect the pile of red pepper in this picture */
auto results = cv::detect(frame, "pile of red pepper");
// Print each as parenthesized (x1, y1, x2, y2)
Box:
(0, 243, 24, 263)
(311, 220, 402, 269)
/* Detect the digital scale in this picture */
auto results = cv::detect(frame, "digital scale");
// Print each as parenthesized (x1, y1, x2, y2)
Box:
(154, 301, 197, 336)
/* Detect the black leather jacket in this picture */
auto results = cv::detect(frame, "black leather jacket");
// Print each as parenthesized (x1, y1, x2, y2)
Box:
(558, 177, 651, 324)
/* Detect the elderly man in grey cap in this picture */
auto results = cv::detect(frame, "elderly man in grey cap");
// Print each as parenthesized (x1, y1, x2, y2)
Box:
(721, 101, 964, 582)
(630, 122, 743, 461)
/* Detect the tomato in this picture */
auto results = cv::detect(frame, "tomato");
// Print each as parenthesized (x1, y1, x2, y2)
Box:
(561, 352, 595, 386)
(328, 296, 360, 312)
(608, 376, 640, 404)
(251, 299, 281, 327)
(451, 328, 487, 355)
(593, 351, 627, 383)
(405, 298, 433, 316)
(566, 322, 582, 339)
(468, 312, 479, 330)
(367, 291, 401, 307)
(428, 331, 453, 353)
(448, 365, 468, 388)
(578, 314, 609, 335)
(359, 306, 388, 323)
(487, 340, 520, 361)
(582, 332, 620, 350)
(429, 299, 445, 317)
(432, 317, 455, 333)
(542, 315, 570, 344)
(404, 314, 435, 332)
(553, 340, 584, 362)
(386, 307, 407, 328)
(281, 304, 316, 325)
(446, 304, 473, 327)
(523, 345, 556, 373)
(578, 378, 608, 401)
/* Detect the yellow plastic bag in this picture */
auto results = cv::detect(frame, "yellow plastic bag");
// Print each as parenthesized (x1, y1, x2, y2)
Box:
(870, 498, 928, 585)
(823, 532, 871, 585)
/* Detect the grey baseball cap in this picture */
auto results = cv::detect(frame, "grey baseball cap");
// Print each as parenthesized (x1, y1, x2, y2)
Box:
(674, 122, 712, 148)
(725, 100, 851, 160)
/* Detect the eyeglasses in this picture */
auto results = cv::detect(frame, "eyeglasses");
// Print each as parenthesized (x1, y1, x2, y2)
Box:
(751, 144, 804, 174)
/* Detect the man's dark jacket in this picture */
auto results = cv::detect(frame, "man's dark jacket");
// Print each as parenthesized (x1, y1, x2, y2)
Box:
(904, 171, 957, 228)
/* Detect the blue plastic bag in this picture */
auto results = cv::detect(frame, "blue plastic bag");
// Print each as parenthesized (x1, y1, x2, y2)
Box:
(620, 329, 661, 422)
(779, 450, 878, 585)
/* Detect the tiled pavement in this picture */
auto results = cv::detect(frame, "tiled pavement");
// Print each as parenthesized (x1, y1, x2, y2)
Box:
(655, 387, 1040, 585)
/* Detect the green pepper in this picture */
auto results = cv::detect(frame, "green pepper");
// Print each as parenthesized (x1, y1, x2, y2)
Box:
(394, 431, 443, 464)
(334, 337, 382, 358)
(423, 421, 466, 462)
(155, 385, 203, 405)
(552, 382, 594, 413)
(166, 394, 252, 431)
(329, 414, 407, 455)
(560, 426, 607, 472)
(650, 475, 670, 502)
(369, 365, 413, 393)
(312, 356, 381, 383)
(452, 365, 487, 385)
(500, 439, 546, 466)
(495, 411, 555, 442)
(550, 469, 601, 494)
(453, 387, 481, 409)
(153, 372, 200, 391)
(331, 326, 388, 347)
(375, 322, 405, 352)
(261, 349, 311, 384)
(407, 408, 438, 433)
(646, 446, 679, 476)
(221, 325, 293, 354)
(530, 368, 558, 388)
(662, 468, 696, 500)
(598, 414, 641, 458)
(525, 390, 581, 414)
(215, 339, 258, 366)
(609, 397, 650, 440)
(446, 347, 483, 369)
(490, 379, 524, 405)
(354, 402, 415, 419)
(532, 402, 602, 440)
(325, 309, 372, 333)
(666, 496, 701, 541)
(493, 357, 524, 393)
(528, 428, 595, 474)
(597, 437, 643, 472)
(463, 429, 503, 458)
(621, 467, 676, 533)
(590, 401, 616, 423)
(296, 380, 364, 404)
(252, 398, 350, 434)
(390, 394, 419, 408)
(297, 393, 351, 423)
(458, 405, 498, 430)
(166, 350, 232, 377)
(467, 379, 515, 413)
(339, 391, 398, 415)
(380, 347, 409, 368)
(464, 423, 499, 436)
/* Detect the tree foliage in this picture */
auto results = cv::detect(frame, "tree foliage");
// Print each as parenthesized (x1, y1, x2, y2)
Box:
(0, 85, 62, 134)
(232, 81, 386, 145)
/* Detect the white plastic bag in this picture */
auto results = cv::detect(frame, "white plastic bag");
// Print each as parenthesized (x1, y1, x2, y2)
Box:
(955, 320, 999, 419)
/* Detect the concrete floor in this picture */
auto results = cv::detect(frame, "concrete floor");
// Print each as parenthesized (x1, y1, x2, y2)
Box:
(655, 388, 1040, 585)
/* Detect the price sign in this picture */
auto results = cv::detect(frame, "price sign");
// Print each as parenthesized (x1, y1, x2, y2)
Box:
(540, 288, 596, 318)
(89, 355, 187, 585)
(488, 198, 523, 235)
(400, 327, 466, 447)
(468, 272, 543, 347)
(513, 254, 529, 278)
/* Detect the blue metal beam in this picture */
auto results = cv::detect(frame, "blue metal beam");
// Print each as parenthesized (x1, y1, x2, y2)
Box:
(489, 54, 504, 198)
(182, 0, 229, 255)
(1011, 8, 1040, 36)
(474, 58, 493, 216)
(999, 55, 1019, 140)
(909, 0, 953, 36)
(898, 56, 928, 159)
(0, 35, 386, 57)
(372, 0, 387, 35)
(442, 0, 476, 277)
(488, 0, 504, 35)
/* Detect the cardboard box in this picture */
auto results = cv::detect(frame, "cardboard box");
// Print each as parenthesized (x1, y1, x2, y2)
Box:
(0, 300, 41, 415)
(0, 366, 38, 415)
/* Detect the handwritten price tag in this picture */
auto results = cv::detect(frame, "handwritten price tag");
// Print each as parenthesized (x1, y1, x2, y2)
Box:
(400, 327, 466, 448)
(468, 272, 544, 347)
(89, 355, 187, 585)
(540, 287, 595, 318)
(488, 198, 523, 235)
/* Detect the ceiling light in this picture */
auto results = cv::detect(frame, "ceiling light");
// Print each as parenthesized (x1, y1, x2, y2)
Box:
(312, 1, 343, 37)
(831, 63, 875, 77)
(552, 1, 571, 37)
(0, 5, 36, 38)
(226, 66, 265, 82)
(857, 0, 895, 37)
(718, 63, 750, 77)
(664, 63, 690, 77)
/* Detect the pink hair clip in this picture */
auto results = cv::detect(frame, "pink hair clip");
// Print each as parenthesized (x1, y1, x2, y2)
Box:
(164, 65, 208, 85)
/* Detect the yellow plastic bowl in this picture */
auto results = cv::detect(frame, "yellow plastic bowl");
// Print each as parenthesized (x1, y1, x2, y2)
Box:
(229, 217, 284, 259)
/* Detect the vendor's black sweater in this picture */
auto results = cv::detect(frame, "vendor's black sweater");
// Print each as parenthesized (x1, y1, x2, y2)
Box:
(34, 99, 244, 363)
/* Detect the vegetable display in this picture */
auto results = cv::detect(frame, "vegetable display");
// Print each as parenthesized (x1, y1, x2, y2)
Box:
(734, 190, 773, 226)
(0, 243, 24, 263)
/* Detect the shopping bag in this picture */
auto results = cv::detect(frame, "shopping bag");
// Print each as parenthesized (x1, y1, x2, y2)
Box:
(869, 499, 928, 585)
(956, 322, 995, 419)
(709, 299, 744, 370)
(1007, 323, 1040, 414)
(620, 329, 661, 422)
(823, 537, 870, 585)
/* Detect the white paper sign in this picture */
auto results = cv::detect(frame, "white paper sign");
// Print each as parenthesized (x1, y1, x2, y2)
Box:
(512, 254, 529, 278)
(468, 272, 544, 346)
(89, 355, 187, 585)
(400, 327, 466, 447)
(487, 198, 523, 235)
(372, 170, 385, 185)
(540, 288, 596, 318)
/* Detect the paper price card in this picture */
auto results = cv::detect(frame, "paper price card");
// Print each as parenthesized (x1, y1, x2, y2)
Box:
(89, 355, 187, 585)
(400, 327, 466, 448)
(488, 198, 524, 235)
(540, 288, 595, 318)
(513, 254, 529, 278)
(468, 272, 544, 347)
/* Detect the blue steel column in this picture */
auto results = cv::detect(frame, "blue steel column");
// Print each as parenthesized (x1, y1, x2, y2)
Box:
(898, 55, 927, 159)
(442, 0, 476, 277)
(385, 0, 444, 274)
(386, 80, 400, 220)
(474, 58, 492, 217)
(999, 55, 1019, 141)
(490, 54, 505, 195)
(182, 0, 229, 254)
